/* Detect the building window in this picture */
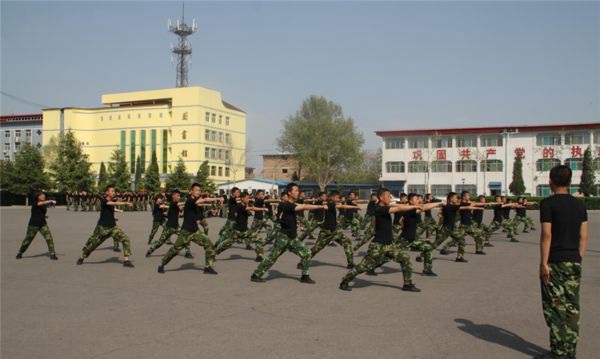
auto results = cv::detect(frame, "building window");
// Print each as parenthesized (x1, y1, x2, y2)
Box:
(408, 138, 428, 149)
(205, 147, 210, 158)
(480, 159, 503, 172)
(565, 132, 590, 145)
(181, 150, 188, 157)
(15, 143, 21, 151)
(218, 167, 223, 176)
(536, 159, 560, 172)
(225, 133, 231, 144)
(219, 115, 222, 124)
(593, 158, 600, 171)
(536, 185, 550, 197)
(210, 131, 216, 142)
(431, 137, 452, 148)
(537, 133, 561, 146)
(594, 132, 600, 144)
(456, 136, 477, 147)
(4, 143, 10, 152)
(182, 112, 188, 121)
(15, 130, 21, 138)
(431, 185, 451, 197)
(212, 114, 216, 123)
(4, 130, 10, 138)
(282, 168, 288, 174)
(385, 161, 405, 173)
(568, 185, 580, 195)
(455, 160, 477, 172)
(430, 160, 452, 173)
(210, 166, 216, 176)
(159, 113, 163, 118)
(455, 184, 477, 194)
(118, 115, 121, 120)
(101, 116, 104, 121)
(204, 129, 209, 141)
(218, 149, 223, 160)
(480, 135, 503, 147)
(205, 112, 210, 122)
(137, 113, 141, 119)
(225, 117, 230, 126)
(385, 138, 404, 149)
(225, 167, 230, 177)
(219, 132, 224, 143)
(148, 113, 152, 119)
(565, 158, 583, 171)
(407, 185, 426, 195)
(408, 161, 428, 173)
(211, 148, 216, 159)
(127, 114, 131, 119)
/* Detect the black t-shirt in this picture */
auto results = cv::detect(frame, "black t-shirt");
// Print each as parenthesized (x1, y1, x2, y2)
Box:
(401, 209, 419, 242)
(373, 205, 393, 245)
(296, 198, 305, 218)
(152, 202, 165, 223)
(234, 203, 249, 232)
(502, 207, 511, 220)
(98, 197, 116, 228)
(227, 196, 238, 221)
(472, 207, 484, 224)
(516, 207, 526, 217)
(322, 201, 338, 231)
(540, 194, 587, 263)
(254, 198, 265, 220)
(393, 212, 402, 225)
(279, 202, 298, 239)
(492, 204, 504, 222)
(311, 199, 325, 221)
(181, 197, 200, 232)
(345, 199, 358, 220)
(166, 202, 180, 229)
(442, 205, 460, 229)
(28, 202, 47, 227)
(459, 202, 473, 226)
(366, 200, 377, 216)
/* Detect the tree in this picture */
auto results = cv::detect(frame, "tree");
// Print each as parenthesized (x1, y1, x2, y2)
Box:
(107, 149, 131, 192)
(143, 150, 161, 193)
(580, 146, 596, 197)
(278, 96, 364, 190)
(195, 160, 216, 193)
(97, 161, 109, 191)
(509, 155, 526, 195)
(336, 149, 382, 184)
(0, 160, 14, 190)
(165, 157, 191, 191)
(134, 156, 143, 191)
(291, 171, 300, 182)
(48, 130, 94, 192)
(8, 143, 50, 199)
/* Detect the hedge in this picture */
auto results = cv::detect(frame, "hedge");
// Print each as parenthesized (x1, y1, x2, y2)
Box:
(482, 196, 600, 210)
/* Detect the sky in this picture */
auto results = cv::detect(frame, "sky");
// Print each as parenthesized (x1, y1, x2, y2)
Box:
(1, 1, 599, 171)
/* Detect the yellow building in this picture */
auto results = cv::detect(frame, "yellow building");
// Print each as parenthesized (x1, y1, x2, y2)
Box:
(43, 86, 246, 185)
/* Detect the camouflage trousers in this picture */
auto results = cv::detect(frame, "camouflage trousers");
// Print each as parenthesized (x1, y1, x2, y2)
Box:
(400, 239, 433, 272)
(514, 216, 535, 232)
(148, 227, 191, 255)
(250, 218, 271, 235)
(215, 229, 264, 258)
(218, 219, 234, 237)
(432, 226, 466, 258)
(417, 217, 438, 239)
(82, 225, 131, 257)
(342, 242, 413, 285)
(148, 221, 164, 243)
(350, 214, 363, 238)
(253, 233, 311, 278)
(161, 229, 215, 268)
(19, 225, 56, 254)
(299, 218, 322, 240)
(309, 229, 354, 266)
(198, 218, 209, 236)
(442, 224, 484, 253)
(541, 261, 581, 358)
(489, 219, 517, 240)
(353, 224, 375, 251)
(264, 223, 282, 245)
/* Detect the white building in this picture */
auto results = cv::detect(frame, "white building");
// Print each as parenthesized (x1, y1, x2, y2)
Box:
(377, 123, 600, 197)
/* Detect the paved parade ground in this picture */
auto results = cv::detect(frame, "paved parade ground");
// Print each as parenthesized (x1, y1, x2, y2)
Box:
(1, 207, 599, 359)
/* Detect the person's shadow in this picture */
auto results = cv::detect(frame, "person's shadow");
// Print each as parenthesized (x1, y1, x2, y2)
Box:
(455, 318, 546, 357)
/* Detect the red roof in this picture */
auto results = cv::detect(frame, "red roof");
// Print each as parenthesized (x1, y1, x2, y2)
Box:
(375, 123, 600, 137)
(0, 113, 43, 123)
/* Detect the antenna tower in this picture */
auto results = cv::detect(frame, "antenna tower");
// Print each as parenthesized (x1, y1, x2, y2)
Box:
(168, 3, 197, 87)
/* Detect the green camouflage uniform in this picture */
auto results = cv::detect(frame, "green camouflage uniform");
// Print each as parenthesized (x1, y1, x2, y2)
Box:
(400, 238, 433, 272)
(147, 227, 192, 255)
(82, 225, 131, 258)
(308, 229, 354, 267)
(432, 226, 466, 257)
(161, 229, 215, 268)
(541, 262, 581, 358)
(441, 224, 484, 253)
(19, 225, 56, 255)
(148, 221, 164, 243)
(342, 242, 413, 284)
(253, 232, 311, 278)
(215, 229, 264, 258)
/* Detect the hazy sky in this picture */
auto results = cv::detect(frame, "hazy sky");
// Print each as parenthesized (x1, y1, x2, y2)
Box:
(2, 1, 599, 170)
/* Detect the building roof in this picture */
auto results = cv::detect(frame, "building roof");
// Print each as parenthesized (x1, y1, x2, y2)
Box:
(217, 178, 291, 187)
(261, 152, 296, 158)
(375, 122, 600, 137)
(0, 113, 43, 124)
(222, 100, 245, 114)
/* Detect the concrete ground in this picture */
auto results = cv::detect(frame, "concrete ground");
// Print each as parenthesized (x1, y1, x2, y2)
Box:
(1, 207, 598, 359)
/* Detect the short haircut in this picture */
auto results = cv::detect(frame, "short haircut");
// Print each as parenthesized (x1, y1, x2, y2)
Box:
(377, 187, 389, 199)
(446, 192, 457, 201)
(231, 187, 240, 194)
(407, 193, 419, 202)
(550, 165, 572, 187)
(171, 190, 181, 196)
(240, 191, 250, 198)
(477, 195, 485, 200)
(105, 184, 115, 192)
(281, 191, 288, 197)
(400, 193, 408, 198)
(329, 190, 340, 197)
(256, 189, 265, 195)
(285, 182, 298, 193)
(461, 190, 470, 198)
(191, 182, 201, 189)
(370, 192, 377, 198)
(319, 191, 326, 196)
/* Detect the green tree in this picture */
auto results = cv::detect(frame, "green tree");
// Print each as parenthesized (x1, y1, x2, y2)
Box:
(0, 160, 14, 190)
(97, 161, 109, 191)
(165, 157, 191, 191)
(49, 130, 94, 192)
(290, 171, 300, 182)
(337, 149, 382, 184)
(134, 155, 143, 191)
(278, 95, 364, 190)
(8, 143, 50, 199)
(107, 149, 131, 192)
(195, 160, 216, 193)
(509, 155, 526, 195)
(143, 150, 161, 193)
(580, 146, 596, 196)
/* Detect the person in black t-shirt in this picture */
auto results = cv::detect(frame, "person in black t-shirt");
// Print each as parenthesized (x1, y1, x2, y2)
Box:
(432, 192, 484, 262)
(16, 192, 58, 260)
(158, 183, 223, 274)
(301, 190, 359, 269)
(514, 197, 537, 233)
(301, 192, 328, 240)
(339, 188, 421, 292)
(345, 192, 368, 239)
(147, 194, 168, 244)
(538, 165, 588, 359)
(392, 193, 408, 235)
(77, 185, 135, 267)
(263, 193, 288, 245)
(440, 191, 487, 255)
(418, 193, 441, 240)
(353, 193, 380, 252)
(250, 190, 273, 235)
(146, 191, 193, 258)
(251, 183, 327, 284)
(215, 191, 269, 262)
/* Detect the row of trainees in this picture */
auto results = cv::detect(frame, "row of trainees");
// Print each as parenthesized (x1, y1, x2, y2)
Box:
(16, 183, 534, 290)
(16, 165, 590, 359)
